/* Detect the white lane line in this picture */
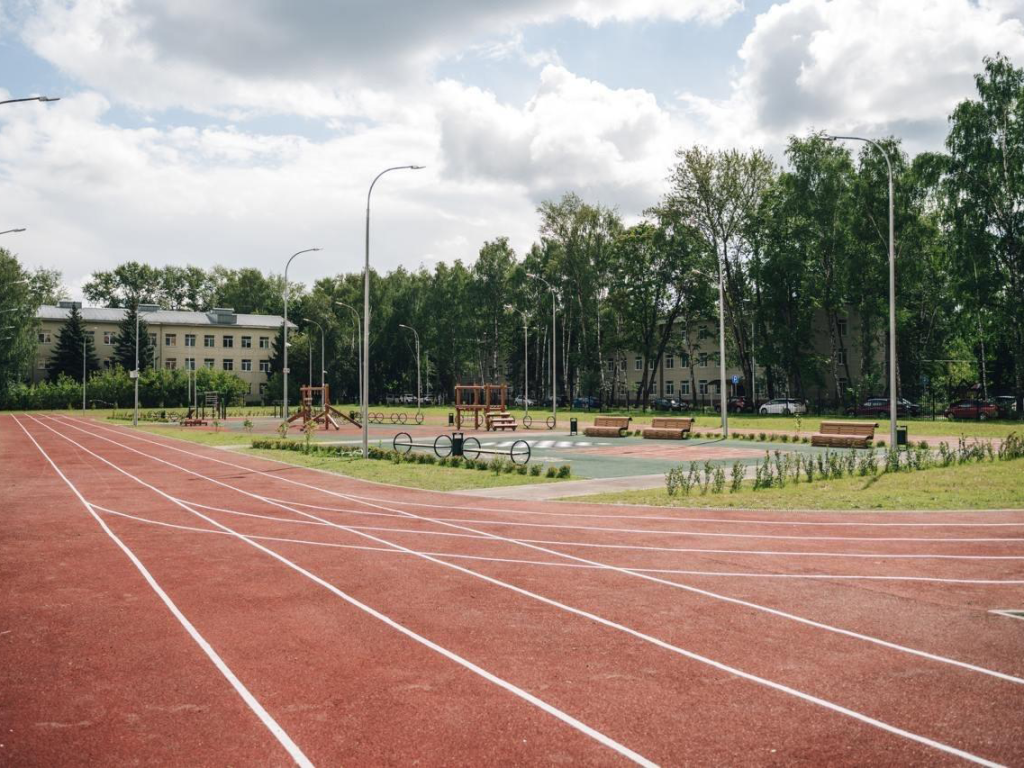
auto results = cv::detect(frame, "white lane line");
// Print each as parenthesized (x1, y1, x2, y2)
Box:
(27, 417, 654, 767)
(343, 493, 1024, 529)
(60, 417, 1024, 690)
(10, 416, 314, 768)
(989, 610, 1024, 622)
(42, 421, 1017, 765)
(97, 505, 1024, 586)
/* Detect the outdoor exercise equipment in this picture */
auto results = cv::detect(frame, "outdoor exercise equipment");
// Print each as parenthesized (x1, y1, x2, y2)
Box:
(286, 384, 361, 430)
(454, 384, 519, 431)
(393, 431, 532, 465)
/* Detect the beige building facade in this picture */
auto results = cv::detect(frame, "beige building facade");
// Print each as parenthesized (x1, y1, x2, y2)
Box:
(33, 302, 287, 402)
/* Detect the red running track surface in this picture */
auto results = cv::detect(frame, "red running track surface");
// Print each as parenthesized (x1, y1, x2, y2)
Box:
(3, 412, 1024, 766)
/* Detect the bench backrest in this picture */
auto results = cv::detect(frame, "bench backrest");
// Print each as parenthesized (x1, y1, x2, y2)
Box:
(820, 421, 877, 437)
(594, 416, 631, 428)
(650, 417, 694, 429)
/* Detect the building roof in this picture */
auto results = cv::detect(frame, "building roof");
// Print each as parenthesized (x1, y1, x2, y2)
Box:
(36, 305, 291, 329)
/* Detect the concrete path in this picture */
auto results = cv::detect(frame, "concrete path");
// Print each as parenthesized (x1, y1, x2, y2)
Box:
(450, 473, 665, 500)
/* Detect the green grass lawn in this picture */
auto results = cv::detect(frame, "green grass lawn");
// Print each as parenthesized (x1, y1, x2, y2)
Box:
(244, 448, 563, 492)
(576, 459, 1024, 511)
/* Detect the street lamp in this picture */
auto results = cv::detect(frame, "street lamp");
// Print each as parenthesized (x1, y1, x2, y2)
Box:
(132, 304, 157, 427)
(282, 248, 321, 420)
(398, 323, 421, 415)
(505, 305, 529, 419)
(0, 96, 60, 106)
(826, 134, 898, 448)
(688, 267, 729, 436)
(0, 228, 26, 235)
(527, 273, 557, 427)
(82, 327, 95, 412)
(335, 301, 362, 411)
(362, 164, 424, 457)
(299, 317, 326, 406)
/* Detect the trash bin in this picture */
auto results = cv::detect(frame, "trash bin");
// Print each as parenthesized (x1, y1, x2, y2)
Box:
(896, 426, 908, 447)
(569, 417, 578, 436)
(452, 431, 464, 457)
(448, 412, 455, 427)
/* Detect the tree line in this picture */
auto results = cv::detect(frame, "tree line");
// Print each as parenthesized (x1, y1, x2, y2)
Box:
(1, 54, 1021, 412)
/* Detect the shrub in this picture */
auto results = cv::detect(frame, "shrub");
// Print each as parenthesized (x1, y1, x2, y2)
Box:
(557, 465, 571, 478)
(758, 432, 767, 441)
(712, 466, 726, 494)
(546, 466, 558, 478)
(730, 461, 745, 492)
(918, 440, 930, 450)
(780, 434, 789, 443)
(529, 464, 542, 476)
(516, 465, 528, 475)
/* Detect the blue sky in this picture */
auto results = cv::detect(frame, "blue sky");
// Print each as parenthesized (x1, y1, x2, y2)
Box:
(1, 0, 1021, 299)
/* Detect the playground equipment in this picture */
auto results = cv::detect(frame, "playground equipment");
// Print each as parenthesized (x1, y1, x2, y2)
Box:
(368, 411, 425, 425)
(286, 384, 361, 431)
(183, 391, 226, 426)
(454, 384, 517, 431)
(393, 431, 532, 465)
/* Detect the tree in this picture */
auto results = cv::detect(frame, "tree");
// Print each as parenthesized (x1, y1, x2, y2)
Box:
(113, 302, 154, 372)
(945, 53, 1024, 413)
(0, 249, 45, 398)
(83, 261, 163, 307)
(210, 267, 288, 314)
(47, 304, 100, 383)
(161, 265, 215, 311)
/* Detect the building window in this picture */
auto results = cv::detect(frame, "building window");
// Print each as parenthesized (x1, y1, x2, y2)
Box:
(223, 359, 234, 371)
(698, 326, 710, 340)
(37, 331, 51, 343)
(665, 355, 674, 369)
(680, 381, 690, 395)
(606, 359, 614, 371)
(259, 382, 267, 395)
(259, 336, 270, 349)
(837, 318, 848, 338)
(148, 333, 157, 347)
(259, 360, 270, 373)
(836, 349, 847, 366)
(184, 357, 195, 370)
(104, 331, 114, 345)
(241, 336, 252, 348)
(838, 377, 848, 394)
(204, 358, 215, 369)
(164, 358, 177, 370)
(634, 357, 642, 371)
(38, 359, 47, 369)
(680, 353, 690, 368)
(648, 359, 655, 369)
(699, 379, 708, 395)
(185, 333, 196, 347)
(699, 353, 709, 368)
(665, 381, 674, 395)
(222, 335, 234, 348)
(204, 335, 215, 347)
(241, 359, 252, 372)
(164, 333, 176, 346)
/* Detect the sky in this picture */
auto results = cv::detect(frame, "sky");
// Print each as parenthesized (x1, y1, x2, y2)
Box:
(1, 0, 1023, 301)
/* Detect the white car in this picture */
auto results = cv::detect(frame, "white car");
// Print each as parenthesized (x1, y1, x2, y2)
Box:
(514, 395, 535, 407)
(758, 398, 807, 415)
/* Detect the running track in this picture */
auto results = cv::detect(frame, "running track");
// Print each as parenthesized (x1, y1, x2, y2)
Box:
(3, 413, 1024, 766)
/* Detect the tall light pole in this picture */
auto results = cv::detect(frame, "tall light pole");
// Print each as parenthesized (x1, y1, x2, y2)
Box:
(82, 326, 95, 411)
(827, 134, 897, 447)
(132, 303, 157, 427)
(398, 323, 421, 416)
(335, 301, 362, 411)
(300, 318, 326, 405)
(282, 248, 321, 420)
(0, 228, 26, 235)
(528, 274, 557, 427)
(505, 305, 529, 418)
(1, 96, 60, 106)
(363, 165, 424, 458)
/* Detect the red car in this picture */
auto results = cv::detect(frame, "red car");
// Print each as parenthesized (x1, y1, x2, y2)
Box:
(944, 399, 999, 421)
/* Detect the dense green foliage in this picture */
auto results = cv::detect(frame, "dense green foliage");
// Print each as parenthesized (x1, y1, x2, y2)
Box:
(47, 304, 100, 382)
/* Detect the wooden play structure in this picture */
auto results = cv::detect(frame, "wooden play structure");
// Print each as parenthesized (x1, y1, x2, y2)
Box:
(287, 384, 361, 431)
(183, 391, 226, 426)
(454, 384, 516, 431)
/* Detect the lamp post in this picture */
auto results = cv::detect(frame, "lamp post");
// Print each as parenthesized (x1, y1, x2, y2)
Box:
(528, 273, 557, 427)
(827, 134, 898, 447)
(398, 324, 421, 416)
(82, 327, 96, 412)
(132, 304, 158, 427)
(0, 96, 59, 106)
(282, 248, 321, 420)
(505, 305, 529, 418)
(335, 301, 362, 411)
(0, 228, 26, 235)
(300, 318, 326, 406)
(362, 165, 424, 458)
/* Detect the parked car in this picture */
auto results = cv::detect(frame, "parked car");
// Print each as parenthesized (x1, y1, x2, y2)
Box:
(399, 393, 418, 405)
(652, 397, 683, 412)
(994, 395, 1019, 419)
(728, 396, 748, 413)
(848, 397, 919, 418)
(572, 395, 601, 409)
(385, 394, 402, 405)
(514, 395, 535, 407)
(944, 399, 1000, 421)
(540, 395, 570, 408)
(758, 398, 807, 415)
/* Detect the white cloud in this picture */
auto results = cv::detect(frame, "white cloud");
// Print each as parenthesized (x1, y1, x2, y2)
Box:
(681, 0, 1024, 154)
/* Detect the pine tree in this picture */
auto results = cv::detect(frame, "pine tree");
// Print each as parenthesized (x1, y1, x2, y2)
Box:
(48, 304, 100, 382)
(113, 302, 154, 372)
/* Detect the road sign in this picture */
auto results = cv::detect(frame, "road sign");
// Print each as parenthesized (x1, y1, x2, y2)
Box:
(283, 367, 290, 374)
(731, 375, 740, 385)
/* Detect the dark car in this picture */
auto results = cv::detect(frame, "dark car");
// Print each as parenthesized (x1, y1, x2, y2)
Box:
(847, 397, 919, 418)
(994, 396, 1019, 419)
(572, 395, 601, 410)
(944, 399, 1000, 421)
(540, 395, 570, 408)
(652, 397, 683, 412)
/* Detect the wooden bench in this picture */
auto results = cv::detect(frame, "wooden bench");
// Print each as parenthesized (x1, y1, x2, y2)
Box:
(811, 421, 878, 448)
(584, 416, 631, 438)
(181, 418, 208, 427)
(485, 412, 518, 431)
(642, 417, 694, 440)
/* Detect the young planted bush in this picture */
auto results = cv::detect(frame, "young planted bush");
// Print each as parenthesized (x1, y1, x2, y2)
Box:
(730, 461, 745, 493)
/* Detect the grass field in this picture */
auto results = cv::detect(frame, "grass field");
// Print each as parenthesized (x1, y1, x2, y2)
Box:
(576, 459, 1024, 510)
